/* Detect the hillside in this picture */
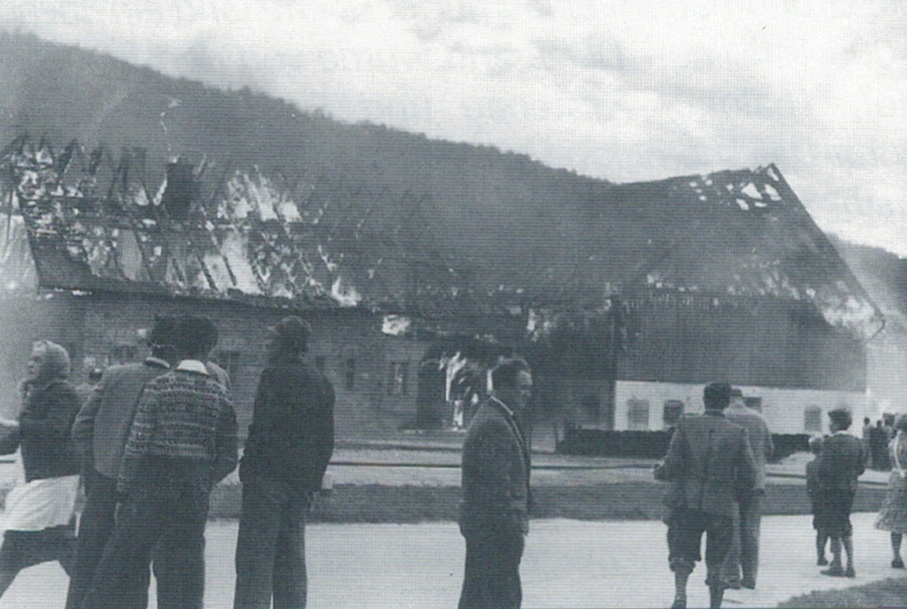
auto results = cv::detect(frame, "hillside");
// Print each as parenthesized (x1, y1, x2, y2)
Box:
(0, 30, 604, 218)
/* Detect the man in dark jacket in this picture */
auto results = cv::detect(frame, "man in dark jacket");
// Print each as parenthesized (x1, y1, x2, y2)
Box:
(65, 316, 178, 609)
(458, 357, 532, 609)
(234, 315, 335, 609)
(816, 407, 866, 578)
(654, 382, 757, 609)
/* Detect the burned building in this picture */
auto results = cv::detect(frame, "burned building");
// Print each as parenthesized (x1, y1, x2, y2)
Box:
(0, 138, 884, 437)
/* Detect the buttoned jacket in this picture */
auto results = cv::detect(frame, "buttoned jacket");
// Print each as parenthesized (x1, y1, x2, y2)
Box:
(459, 396, 531, 536)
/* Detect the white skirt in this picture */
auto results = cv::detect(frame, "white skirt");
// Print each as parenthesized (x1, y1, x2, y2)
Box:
(1, 475, 79, 532)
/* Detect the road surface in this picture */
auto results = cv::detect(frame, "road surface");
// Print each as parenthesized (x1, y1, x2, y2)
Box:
(0, 512, 900, 608)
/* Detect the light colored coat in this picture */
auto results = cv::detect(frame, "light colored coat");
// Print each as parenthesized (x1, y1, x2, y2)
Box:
(725, 402, 773, 490)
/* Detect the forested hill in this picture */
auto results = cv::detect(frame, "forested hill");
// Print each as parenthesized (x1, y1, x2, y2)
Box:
(0, 31, 609, 207)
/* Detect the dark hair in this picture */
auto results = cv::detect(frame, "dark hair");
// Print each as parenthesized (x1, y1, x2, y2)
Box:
(88, 368, 104, 382)
(173, 315, 218, 360)
(491, 357, 530, 390)
(148, 315, 179, 351)
(703, 382, 732, 410)
(828, 408, 853, 430)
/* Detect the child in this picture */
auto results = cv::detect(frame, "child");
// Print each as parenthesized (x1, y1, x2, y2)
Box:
(806, 435, 829, 565)
(816, 408, 866, 578)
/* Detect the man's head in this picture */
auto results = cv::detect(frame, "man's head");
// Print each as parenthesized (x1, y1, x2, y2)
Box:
(148, 315, 180, 364)
(703, 382, 732, 411)
(490, 357, 532, 412)
(864, 417, 871, 426)
(895, 414, 907, 434)
(828, 408, 853, 433)
(266, 316, 311, 361)
(173, 315, 218, 361)
(26, 340, 70, 383)
(730, 387, 744, 407)
(87, 368, 103, 384)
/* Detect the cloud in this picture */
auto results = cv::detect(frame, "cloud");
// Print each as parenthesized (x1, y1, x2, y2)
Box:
(0, 0, 905, 254)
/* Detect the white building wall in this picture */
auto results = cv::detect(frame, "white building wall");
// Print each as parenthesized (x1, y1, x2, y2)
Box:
(615, 380, 867, 434)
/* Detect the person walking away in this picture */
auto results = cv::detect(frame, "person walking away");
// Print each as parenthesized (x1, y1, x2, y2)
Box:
(65, 316, 178, 609)
(0, 341, 81, 598)
(816, 408, 865, 578)
(871, 420, 891, 471)
(875, 414, 907, 569)
(74, 369, 103, 407)
(806, 435, 830, 565)
(654, 382, 757, 609)
(862, 417, 874, 469)
(458, 357, 533, 609)
(722, 388, 773, 590)
(80, 315, 238, 609)
(233, 316, 335, 609)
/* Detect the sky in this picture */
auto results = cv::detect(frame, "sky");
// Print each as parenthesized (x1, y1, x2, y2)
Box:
(0, 0, 905, 255)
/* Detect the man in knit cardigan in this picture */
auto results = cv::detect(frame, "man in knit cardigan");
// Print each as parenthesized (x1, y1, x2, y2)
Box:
(81, 315, 238, 609)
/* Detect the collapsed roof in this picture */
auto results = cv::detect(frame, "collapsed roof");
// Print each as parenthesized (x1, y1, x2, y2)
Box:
(0, 138, 883, 339)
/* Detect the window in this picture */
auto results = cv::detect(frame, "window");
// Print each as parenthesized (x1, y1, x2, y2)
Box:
(314, 356, 326, 372)
(212, 350, 241, 382)
(744, 397, 763, 412)
(804, 406, 823, 433)
(627, 398, 650, 431)
(110, 345, 137, 365)
(344, 357, 356, 391)
(388, 362, 409, 395)
(663, 400, 685, 429)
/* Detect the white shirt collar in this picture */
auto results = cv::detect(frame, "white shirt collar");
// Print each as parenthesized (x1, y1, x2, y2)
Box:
(489, 395, 515, 418)
(175, 360, 209, 375)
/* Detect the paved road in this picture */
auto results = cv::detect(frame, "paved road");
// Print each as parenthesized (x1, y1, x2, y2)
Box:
(0, 513, 901, 608)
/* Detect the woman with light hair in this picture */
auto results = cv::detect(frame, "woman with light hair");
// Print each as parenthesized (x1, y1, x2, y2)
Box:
(0, 340, 81, 597)
(875, 413, 907, 569)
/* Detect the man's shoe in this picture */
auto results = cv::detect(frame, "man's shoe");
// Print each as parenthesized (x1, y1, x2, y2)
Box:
(741, 580, 756, 590)
(845, 566, 856, 578)
(892, 558, 905, 569)
(670, 595, 686, 609)
(820, 565, 845, 577)
(723, 580, 742, 590)
(817, 556, 829, 566)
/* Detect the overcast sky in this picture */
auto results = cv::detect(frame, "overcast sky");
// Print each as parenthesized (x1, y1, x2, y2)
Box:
(1, 0, 905, 255)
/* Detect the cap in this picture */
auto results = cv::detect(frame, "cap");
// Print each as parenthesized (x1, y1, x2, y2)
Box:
(268, 316, 311, 351)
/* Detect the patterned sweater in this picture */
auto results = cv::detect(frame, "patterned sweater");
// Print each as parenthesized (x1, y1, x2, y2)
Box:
(118, 364, 238, 495)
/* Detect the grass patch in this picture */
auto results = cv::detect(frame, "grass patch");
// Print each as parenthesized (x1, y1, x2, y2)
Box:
(778, 575, 907, 608)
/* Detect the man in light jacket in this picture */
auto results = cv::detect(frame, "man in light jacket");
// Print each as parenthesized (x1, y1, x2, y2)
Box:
(722, 388, 773, 590)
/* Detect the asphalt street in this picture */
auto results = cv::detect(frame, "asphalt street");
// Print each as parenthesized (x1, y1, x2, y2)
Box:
(0, 513, 901, 608)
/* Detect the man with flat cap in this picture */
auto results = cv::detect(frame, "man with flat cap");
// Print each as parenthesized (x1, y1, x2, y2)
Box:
(234, 316, 335, 609)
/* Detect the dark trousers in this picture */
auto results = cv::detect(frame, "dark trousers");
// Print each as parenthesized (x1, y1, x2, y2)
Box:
(80, 458, 210, 609)
(234, 477, 309, 609)
(724, 495, 762, 587)
(65, 470, 148, 609)
(667, 507, 734, 587)
(459, 529, 524, 609)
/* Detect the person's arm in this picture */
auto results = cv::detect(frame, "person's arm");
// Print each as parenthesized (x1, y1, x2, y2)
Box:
(117, 384, 157, 496)
(763, 421, 774, 461)
(19, 382, 79, 439)
(211, 395, 238, 485)
(303, 380, 335, 492)
(654, 422, 686, 481)
(737, 430, 758, 494)
(71, 375, 106, 458)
